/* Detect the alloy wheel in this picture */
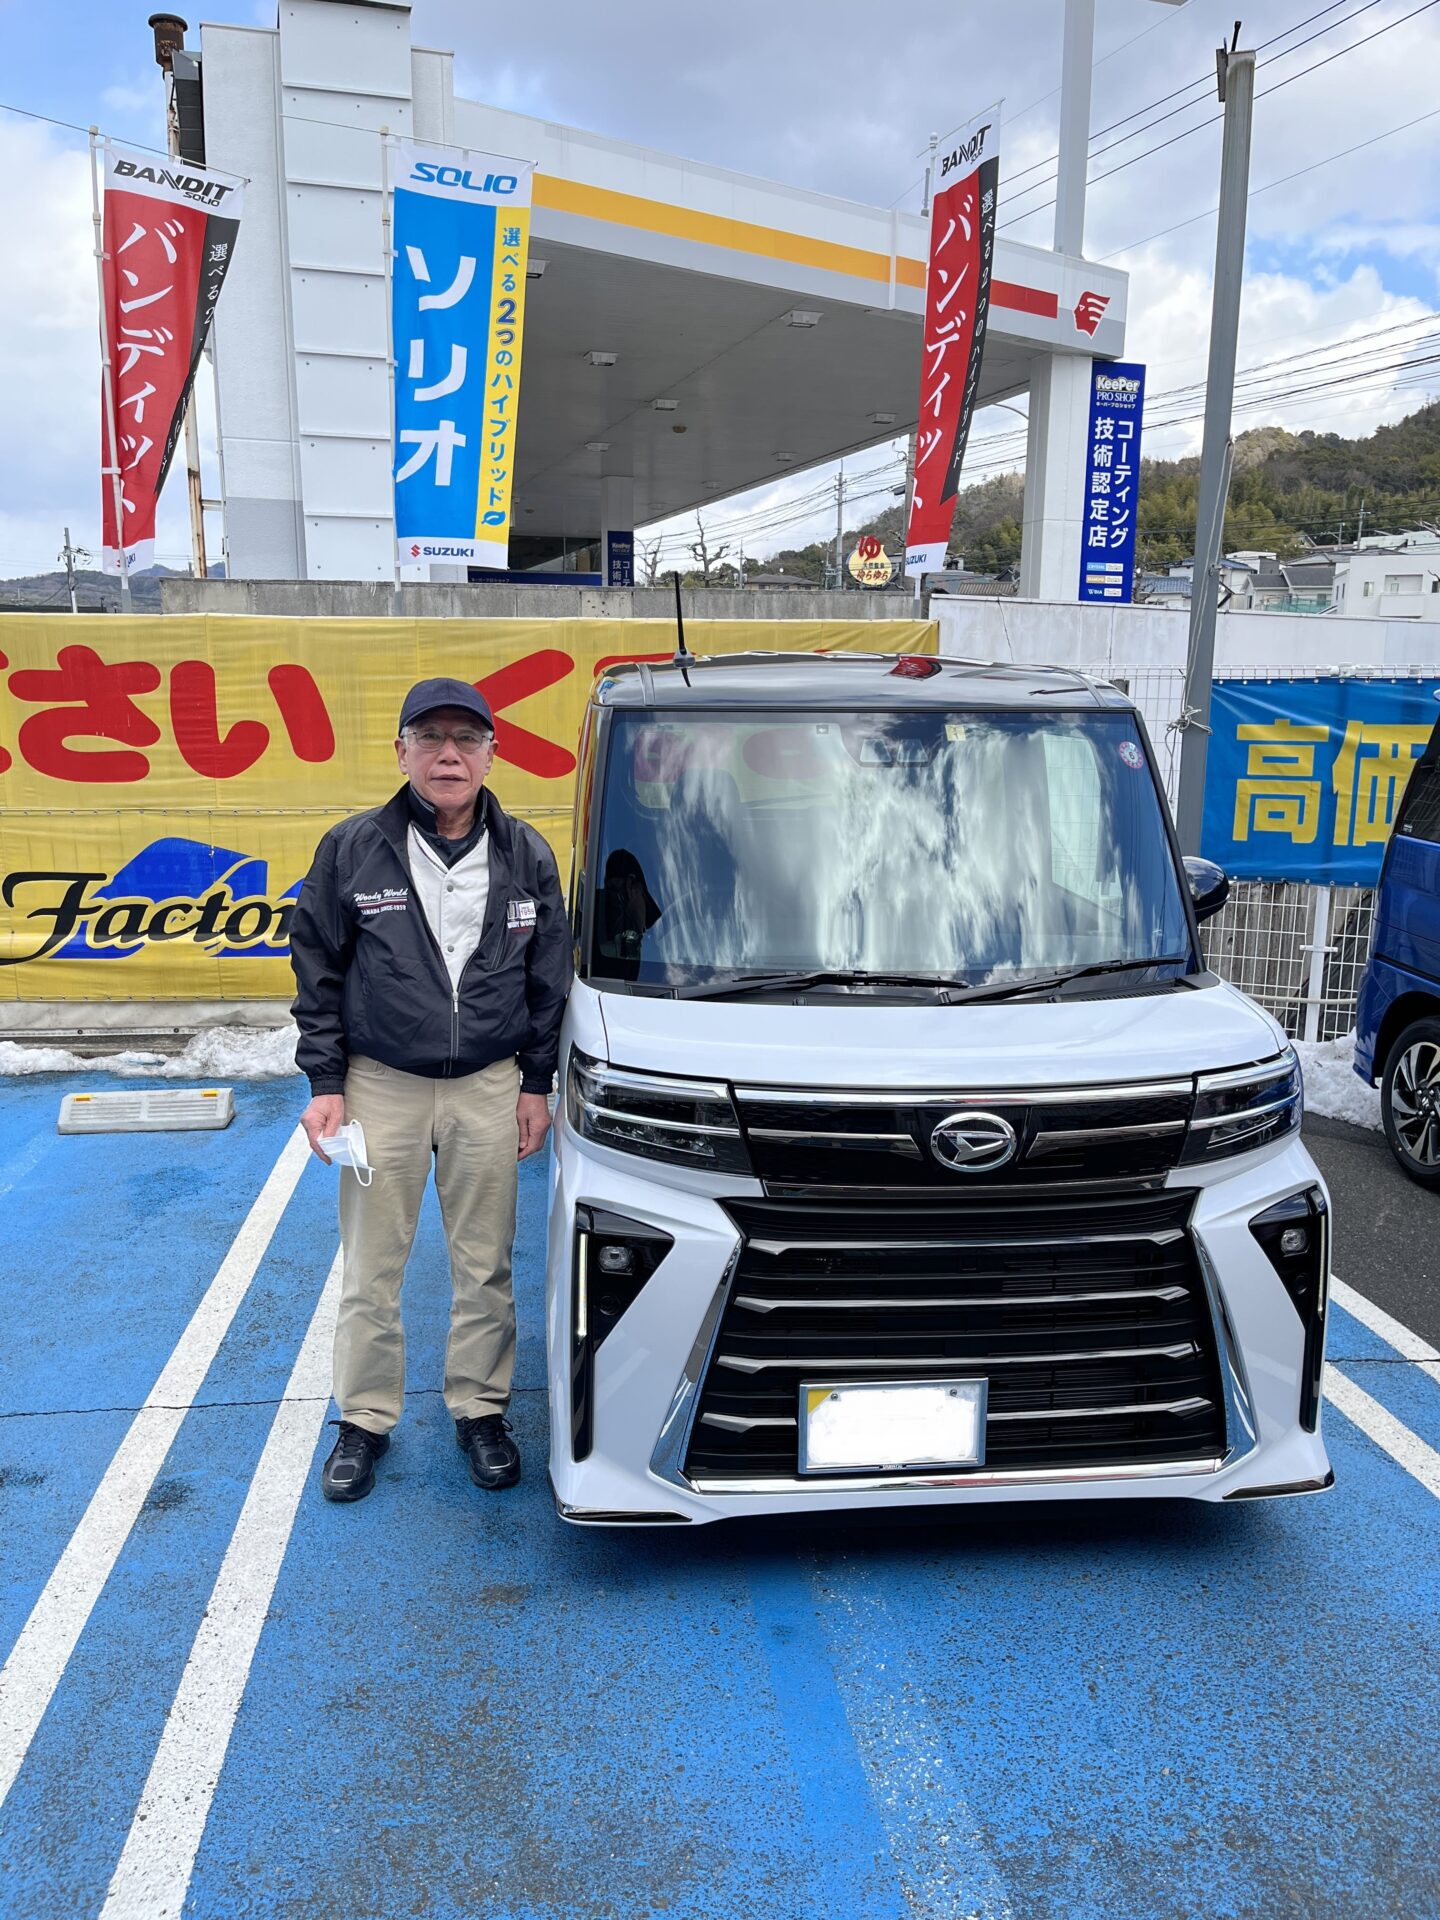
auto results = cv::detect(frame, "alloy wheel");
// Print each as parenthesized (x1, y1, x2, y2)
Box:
(1389, 1039, 1440, 1168)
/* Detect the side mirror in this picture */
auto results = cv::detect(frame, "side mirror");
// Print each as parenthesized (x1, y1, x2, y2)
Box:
(1183, 855, 1230, 923)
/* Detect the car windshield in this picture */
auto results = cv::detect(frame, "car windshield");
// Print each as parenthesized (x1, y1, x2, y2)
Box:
(584, 707, 1194, 990)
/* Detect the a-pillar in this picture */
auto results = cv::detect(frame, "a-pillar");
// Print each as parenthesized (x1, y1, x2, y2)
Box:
(1018, 355, 1092, 602)
(599, 475, 635, 587)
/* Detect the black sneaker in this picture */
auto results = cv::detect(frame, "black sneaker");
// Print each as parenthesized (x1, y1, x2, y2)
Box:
(456, 1413, 521, 1490)
(321, 1420, 390, 1502)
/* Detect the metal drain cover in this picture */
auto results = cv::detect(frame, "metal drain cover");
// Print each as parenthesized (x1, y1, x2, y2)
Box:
(58, 1088, 236, 1133)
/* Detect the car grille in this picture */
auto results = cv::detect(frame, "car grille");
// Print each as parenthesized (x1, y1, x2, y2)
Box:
(682, 1190, 1226, 1482)
(733, 1080, 1195, 1191)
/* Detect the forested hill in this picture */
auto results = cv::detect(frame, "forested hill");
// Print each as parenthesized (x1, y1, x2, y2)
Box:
(764, 399, 1440, 581)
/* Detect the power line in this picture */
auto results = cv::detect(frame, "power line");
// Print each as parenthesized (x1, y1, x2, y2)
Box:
(1097, 103, 1440, 259)
(1000, 0, 1386, 209)
(1000, 0, 1440, 230)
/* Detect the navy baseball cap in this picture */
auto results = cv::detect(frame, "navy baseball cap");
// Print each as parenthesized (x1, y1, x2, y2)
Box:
(397, 677, 495, 734)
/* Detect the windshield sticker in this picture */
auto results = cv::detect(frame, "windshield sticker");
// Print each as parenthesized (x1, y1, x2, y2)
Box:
(1118, 740, 1144, 769)
(945, 722, 967, 742)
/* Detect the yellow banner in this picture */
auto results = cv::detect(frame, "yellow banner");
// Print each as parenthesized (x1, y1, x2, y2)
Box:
(0, 615, 936, 1001)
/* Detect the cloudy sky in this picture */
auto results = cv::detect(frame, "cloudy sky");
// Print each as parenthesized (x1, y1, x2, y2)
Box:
(0, 0, 1437, 578)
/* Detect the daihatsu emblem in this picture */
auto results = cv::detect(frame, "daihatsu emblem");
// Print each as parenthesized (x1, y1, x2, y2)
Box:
(930, 1110, 1017, 1173)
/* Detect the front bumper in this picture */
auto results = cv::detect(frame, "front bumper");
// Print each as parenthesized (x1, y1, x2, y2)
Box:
(545, 1125, 1333, 1525)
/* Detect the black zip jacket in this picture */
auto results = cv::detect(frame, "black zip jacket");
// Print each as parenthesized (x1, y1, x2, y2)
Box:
(289, 785, 572, 1097)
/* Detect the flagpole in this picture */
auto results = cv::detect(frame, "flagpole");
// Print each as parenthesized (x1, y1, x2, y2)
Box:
(380, 125, 400, 592)
(90, 129, 132, 613)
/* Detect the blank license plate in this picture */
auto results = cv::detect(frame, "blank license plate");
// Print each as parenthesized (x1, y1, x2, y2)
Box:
(799, 1378, 987, 1474)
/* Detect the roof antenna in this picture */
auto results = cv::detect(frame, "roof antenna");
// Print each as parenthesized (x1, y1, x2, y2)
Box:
(671, 570, 693, 669)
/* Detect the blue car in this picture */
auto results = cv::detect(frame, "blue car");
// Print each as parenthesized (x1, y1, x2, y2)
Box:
(1355, 710, 1440, 1187)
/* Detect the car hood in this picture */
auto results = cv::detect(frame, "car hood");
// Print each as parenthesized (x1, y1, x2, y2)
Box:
(589, 977, 1286, 1090)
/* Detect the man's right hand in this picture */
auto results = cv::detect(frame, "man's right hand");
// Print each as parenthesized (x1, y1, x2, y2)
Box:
(301, 1093, 346, 1164)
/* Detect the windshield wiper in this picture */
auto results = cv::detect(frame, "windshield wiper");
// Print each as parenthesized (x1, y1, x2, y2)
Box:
(672, 968, 962, 1002)
(670, 955, 1191, 1004)
(942, 955, 1192, 1005)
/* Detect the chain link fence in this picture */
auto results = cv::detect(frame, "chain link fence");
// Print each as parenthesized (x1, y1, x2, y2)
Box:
(1095, 664, 1433, 1042)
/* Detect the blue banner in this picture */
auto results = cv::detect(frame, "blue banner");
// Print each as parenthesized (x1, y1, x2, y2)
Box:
(1078, 361, 1144, 603)
(1202, 676, 1440, 883)
(391, 140, 531, 570)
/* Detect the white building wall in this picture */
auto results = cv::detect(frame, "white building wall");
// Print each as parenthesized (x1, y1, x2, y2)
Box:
(200, 25, 305, 578)
(934, 596, 1440, 674)
(278, 0, 410, 580)
(204, 1, 453, 580)
(1334, 546, 1440, 622)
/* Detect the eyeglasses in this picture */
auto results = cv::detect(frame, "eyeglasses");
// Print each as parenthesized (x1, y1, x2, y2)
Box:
(405, 726, 494, 755)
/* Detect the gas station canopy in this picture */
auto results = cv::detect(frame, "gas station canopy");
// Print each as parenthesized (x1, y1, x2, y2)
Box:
(195, 0, 1129, 579)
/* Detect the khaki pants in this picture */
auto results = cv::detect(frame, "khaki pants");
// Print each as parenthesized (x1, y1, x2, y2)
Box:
(334, 1053, 521, 1434)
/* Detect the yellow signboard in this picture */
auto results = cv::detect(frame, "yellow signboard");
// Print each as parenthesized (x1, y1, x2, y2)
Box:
(848, 537, 895, 588)
(0, 614, 935, 1002)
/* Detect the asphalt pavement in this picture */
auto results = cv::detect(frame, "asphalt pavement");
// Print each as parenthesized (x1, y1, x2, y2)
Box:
(1, 1071, 1437, 1920)
(1305, 1113, 1440, 1345)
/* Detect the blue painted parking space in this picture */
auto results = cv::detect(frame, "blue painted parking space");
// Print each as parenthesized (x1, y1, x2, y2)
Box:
(1, 1072, 1438, 1920)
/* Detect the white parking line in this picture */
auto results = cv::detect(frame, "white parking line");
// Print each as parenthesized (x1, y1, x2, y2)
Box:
(1331, 1276, 1440, 1387)
(98, 1250, 342, 1920)
(0, 1127, 312, 1814)
(1325, 1362, 1440, 1500)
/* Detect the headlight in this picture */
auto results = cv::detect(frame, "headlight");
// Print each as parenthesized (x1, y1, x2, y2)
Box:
(565, 1048, 752, 1173)
(1181, 1047, 1303, 1163)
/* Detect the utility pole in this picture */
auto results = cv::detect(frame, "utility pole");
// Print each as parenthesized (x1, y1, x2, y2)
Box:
(834, 465, 846, 591)
(1174, 31, 1255, 855)
(1356, 493, 1367, 545)
(151, 12, 208, 578)
(59, 527, 87, 612)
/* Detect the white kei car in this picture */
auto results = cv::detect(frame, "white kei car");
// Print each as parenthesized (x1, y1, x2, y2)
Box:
(545, 652, 1332, 1526)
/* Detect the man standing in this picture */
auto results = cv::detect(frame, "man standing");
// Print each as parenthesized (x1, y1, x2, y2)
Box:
(290, 677, 572, 1503)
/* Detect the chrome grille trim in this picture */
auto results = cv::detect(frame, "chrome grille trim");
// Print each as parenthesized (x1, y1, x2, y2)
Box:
(733, 1283, 1191, 1313)
(746, 1127, 923, 1157)
(689, 1457, 1225, 1495)
(748, 1228, 1186, 1256)
(734, 1080, 1194, 1106)
(700, 1394, 1215, 1435)
(988, 1395, 1213, 1423)
(1029, 1120, 1186, 1155)
(714, 1341, 1198, 1375)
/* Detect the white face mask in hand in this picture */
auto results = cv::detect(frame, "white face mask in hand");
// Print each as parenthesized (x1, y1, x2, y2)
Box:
(318, 1119, 374, 1186)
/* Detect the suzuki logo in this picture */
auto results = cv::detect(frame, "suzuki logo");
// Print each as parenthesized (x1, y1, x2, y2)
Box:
(1074, 291, 1111, 336)
(930, 1110, 1018, 1174)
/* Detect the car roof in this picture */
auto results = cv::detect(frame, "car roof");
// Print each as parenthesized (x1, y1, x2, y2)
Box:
(592, 650, 1133, 712)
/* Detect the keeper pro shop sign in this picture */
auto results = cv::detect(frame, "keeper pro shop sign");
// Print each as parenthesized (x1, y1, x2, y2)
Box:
(904, 113, 1000, 579)
(99, 143, 242, 575)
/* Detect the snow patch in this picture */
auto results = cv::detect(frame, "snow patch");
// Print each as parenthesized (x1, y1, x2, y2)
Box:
(1295, 1033, 1381, 1131)
(0, 1025, 301, 1079)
